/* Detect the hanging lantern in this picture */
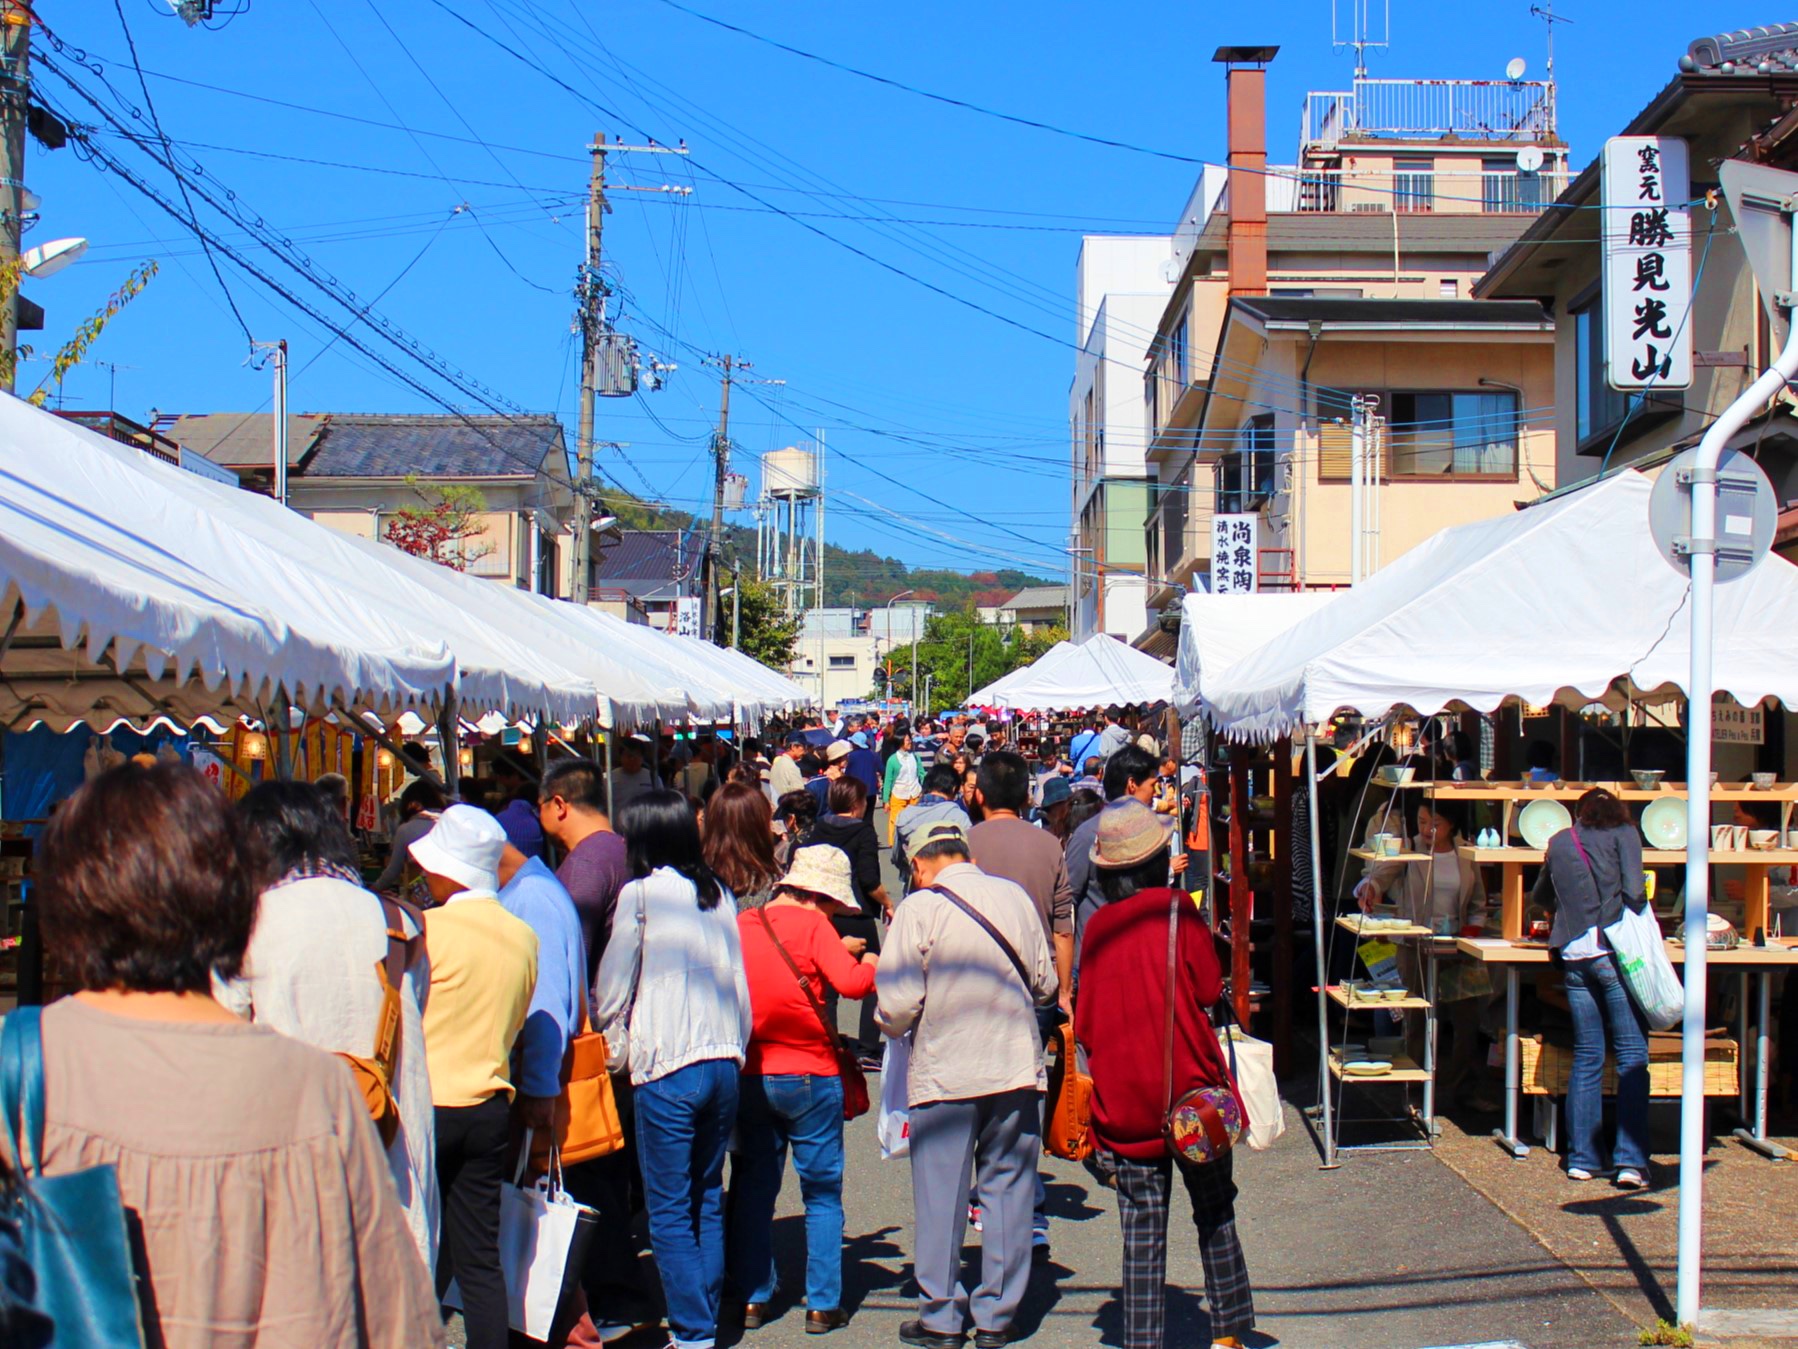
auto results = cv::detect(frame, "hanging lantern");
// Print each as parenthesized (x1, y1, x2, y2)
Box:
(458, 747, 475, 772)
(518, 734, 534, 755)
(1386, 718, 1416, 754)
(240, 730, 269, 761)
(377, 748, 397, 770)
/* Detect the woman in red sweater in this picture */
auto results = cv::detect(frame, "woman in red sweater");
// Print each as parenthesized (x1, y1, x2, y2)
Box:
(1075, 801, 1255, 1349)
(725, 844, 877, 1335)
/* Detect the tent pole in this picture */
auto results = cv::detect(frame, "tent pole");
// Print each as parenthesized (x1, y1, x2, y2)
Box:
(437, 692, 461, 800)
(1306, 729, 1339, 1168)
(605, 718, 617, 821)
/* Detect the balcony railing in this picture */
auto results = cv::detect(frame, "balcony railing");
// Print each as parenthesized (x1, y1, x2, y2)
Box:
(1304, 78, 1556, 147)
(1261, 165, 1569, 214)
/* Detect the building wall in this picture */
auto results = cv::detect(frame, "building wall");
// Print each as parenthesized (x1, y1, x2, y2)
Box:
(295, 484, 559, 591)
(789, 634, 883, 710)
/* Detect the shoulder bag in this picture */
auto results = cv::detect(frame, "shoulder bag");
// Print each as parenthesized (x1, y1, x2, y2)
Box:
(755, 907, 870, 1119)
(1043, 1020, 1094, 1161)
(529, 989, 627, 1173)
(337, 894, 420, 1149)
(1161, 893, 1244, 1166)
(1570, 827, 1683, 1030)
(0, 1007, 148, 1347)
(926, 884, 1032, 991)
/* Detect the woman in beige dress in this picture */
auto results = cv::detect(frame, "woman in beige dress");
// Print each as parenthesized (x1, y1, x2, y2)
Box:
(15, 760, 443, 1349)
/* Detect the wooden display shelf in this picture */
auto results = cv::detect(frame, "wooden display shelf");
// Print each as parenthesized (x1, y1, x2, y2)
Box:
(1349, 846, 1433, 863)
(1334, 914, 1435, 938)
(1457, 845, 1798, 866)
(1328, 985, 1431, 1012)
(1427, 782, 1798, 803)
(1456, 936, 1798, 967)
(1328, 1050, 1431, 1083)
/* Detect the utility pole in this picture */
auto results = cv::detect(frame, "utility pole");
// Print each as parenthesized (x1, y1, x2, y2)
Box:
(704, 353, 737, 642)
(571, 131, 607, 606)
(251, 339, 288, 504)
(0, 1, 30, 393)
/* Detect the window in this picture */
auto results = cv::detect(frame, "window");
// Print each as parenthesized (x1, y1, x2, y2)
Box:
(1483, 158, 1546, 212)
(1217, 415, 1276, 513)
(1387, 391, 1517, 476)
(1573, 293, 1632, 447)
(1104, 481, 1150, 569)
(828, 654, 857, 670)
(1169, 313, 1188, 388)
(1438, 278, 1458, 298)
(1393, 158, 1434, 213)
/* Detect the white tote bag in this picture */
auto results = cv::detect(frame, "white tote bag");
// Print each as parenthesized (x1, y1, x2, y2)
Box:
(877, 1034, 913, 1161)
(1219, 1024, 1285, 1151)
(1605, 903, 1684, 1031)
(444, 1136, 598, 1340)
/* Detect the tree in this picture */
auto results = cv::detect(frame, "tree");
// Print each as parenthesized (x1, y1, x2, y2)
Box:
(910, 601, 1068, 710)
(730, 572, 800, 669)
(382, 476, 493, 571)
(0, 258, 158, 404)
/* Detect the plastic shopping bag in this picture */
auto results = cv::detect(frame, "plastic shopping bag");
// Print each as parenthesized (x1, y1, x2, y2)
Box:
(877, 1034, 912, 1160)
(445, 1135, 597, 1340)
(1219, 1023, 1286, 1152)
(1604, 904, 1684, 1031)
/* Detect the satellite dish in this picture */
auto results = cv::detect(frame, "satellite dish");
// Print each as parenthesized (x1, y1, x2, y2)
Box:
(20, 188, 39, 212)
(1505, 56, 1527, 80)
(1515, 145, 1546, 173)
(1159, 258, 1182, 284)
(21, 236, 87, 278)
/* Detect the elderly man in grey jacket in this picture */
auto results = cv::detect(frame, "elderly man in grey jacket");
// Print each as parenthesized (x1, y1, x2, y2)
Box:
(891, 763, 973, 885)
(876, 822, 1058, 1349)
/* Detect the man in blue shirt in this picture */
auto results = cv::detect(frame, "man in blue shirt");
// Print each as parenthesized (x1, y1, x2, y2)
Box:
(844, 733, 882, 819)
(807, 740, 852, 814)
(496, 842, 588, 1134)
(1066, 718, 1101, 774)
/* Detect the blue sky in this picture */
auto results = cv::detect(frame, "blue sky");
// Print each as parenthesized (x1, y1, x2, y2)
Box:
(30, 2, 1761, 584)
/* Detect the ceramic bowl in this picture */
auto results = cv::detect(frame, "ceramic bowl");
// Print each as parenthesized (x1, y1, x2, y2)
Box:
(1375, 765, 1416, 787)
(1751, 830, 1779, 850)
(1631, 770, 1665, 790)
(1752, 772, 1778, 790)
(1640, 796, 1687, 851)
(1517, 798, 1573, 851)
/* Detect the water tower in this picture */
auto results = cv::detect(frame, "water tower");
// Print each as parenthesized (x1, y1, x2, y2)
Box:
(757, 440, 824, 615)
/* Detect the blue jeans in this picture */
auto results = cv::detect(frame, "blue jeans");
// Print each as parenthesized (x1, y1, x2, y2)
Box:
(1563, 954, 1650, 1175)
(635, 1059, 741, 1349)
(726, 1074, 846, 1310)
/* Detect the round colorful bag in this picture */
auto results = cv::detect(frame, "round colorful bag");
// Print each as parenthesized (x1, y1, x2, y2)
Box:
(1164, 1084, 1244, 1165)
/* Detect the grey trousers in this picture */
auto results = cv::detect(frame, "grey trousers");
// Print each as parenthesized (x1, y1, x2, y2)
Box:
(909, 1088, 1041, 1335)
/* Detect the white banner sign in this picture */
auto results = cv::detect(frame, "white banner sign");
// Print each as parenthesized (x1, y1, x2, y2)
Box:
(1210, 513, 1259, 595)
(674, 595, 702, 638)
(1602, 136, 1692, 391)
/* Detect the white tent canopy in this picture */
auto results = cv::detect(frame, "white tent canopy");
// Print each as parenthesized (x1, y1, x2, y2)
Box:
(1205, 471, 1798, 741)
(0, 394, 456, 728)
(973, 633, 1173, 712)
(966, 640, 1074, 707)
(1172, 593, 1340, 719)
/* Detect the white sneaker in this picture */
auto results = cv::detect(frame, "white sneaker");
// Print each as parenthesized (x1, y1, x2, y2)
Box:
(969, 1203, 983, 1232)
(1567, 1167, 1594, 1181)
(1615, 1168, 1647, 1190)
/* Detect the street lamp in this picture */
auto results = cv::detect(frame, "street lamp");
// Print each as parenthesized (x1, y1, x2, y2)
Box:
(887, 590, 917, 715)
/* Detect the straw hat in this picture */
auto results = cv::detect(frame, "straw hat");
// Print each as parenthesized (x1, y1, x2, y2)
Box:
(776, 844, 860, 915)
(1089, 800, 1170, 869)
(824, 740, 854, 763)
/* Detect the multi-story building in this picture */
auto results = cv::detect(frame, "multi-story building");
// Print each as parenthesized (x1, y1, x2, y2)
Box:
(1476, 21, 1798, 520)
(791, 604, 935, 709)
(1082, 46, 1569, 653)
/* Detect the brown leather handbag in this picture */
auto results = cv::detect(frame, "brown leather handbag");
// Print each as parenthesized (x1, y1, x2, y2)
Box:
(1043, 1020, 1094, 1161)
(756, 907, 871, 1119)
(337, 895, 419, 1148)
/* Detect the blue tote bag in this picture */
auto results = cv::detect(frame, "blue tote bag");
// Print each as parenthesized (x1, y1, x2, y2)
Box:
(0, 1007, 147, 1347)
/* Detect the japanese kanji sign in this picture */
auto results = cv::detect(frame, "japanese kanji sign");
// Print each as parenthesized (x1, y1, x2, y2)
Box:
(1210, 513, 1258, 596)
(1602, 136, 1692, 391)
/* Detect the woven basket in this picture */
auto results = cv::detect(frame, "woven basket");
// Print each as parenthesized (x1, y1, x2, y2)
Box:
(1518, 1033, 1737, 1097)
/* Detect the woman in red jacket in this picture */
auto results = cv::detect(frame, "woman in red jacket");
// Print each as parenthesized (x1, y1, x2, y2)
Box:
(1075, 801, 1255, 1349)
(726, 844, 878, 1335)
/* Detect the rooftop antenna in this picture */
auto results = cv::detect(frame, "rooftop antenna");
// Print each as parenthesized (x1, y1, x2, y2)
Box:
(1529, 1, 1572, 86)
(1332, 0, 1390, 80)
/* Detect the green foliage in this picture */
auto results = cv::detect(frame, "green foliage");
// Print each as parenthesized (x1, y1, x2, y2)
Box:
(1638, 1320, 1694, 1347)
(907, 601, 1068, 710)
(383, 475, 493, 570)
(0, 257, 159, 403)
(730, 572, 800, 668)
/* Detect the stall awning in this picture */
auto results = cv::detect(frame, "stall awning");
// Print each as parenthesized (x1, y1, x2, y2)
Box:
(1205, 471, 1798, 741)
(0, 393, 456, 728)
(967, 641, 1075, 708)
(1172, 592, 1339, 719)
(974, 634, 1172, 712)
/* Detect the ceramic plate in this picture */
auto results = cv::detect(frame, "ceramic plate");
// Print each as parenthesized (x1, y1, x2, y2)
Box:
(1518, 798, 1573, 851)
(1641, 796, 1687, 850)
(1341, 1060, 1393, 1076)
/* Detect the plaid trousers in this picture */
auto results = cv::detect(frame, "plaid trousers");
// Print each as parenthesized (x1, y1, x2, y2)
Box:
(1111, 1149, 1254, 1348)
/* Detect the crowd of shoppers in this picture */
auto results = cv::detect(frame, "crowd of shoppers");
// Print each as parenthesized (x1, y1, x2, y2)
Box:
(2, 704, 1263, 1349)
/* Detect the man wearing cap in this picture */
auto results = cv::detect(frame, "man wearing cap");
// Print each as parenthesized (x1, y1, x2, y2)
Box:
(611, 736, 661, 814)
(769, 732, 809, 800)
(892, 764, 972, 883)
(877, 822, 1058, 1349)
(1067, 746, 1189, 963)
(806, 740, 853, 815)
(412, 806, 540, 1349)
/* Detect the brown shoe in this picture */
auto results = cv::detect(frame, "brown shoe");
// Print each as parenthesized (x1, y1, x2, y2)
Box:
(805, 1308, 850, 1334)
(743, 1303, 771, 1330)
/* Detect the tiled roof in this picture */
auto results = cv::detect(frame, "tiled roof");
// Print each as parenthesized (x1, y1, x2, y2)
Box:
(160, 413, 324, 469)
(1002, 585, 1069, 611)
(595, 530, 695, 585)
(305, 414, 564, 479)
(1682, 23, 1798, 75)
